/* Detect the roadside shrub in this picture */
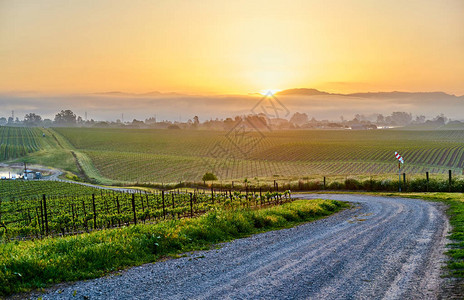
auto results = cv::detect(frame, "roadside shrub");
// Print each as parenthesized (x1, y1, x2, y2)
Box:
(328, 181, 344, 190)
(344, 178, 362, 190)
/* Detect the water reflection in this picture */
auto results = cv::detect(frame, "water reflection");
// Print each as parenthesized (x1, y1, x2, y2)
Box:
(0, 168, 23, 179)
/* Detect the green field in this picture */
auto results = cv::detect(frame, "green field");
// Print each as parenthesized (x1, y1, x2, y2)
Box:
(2, 126, 464, 184)
(54, 127, 464, 184)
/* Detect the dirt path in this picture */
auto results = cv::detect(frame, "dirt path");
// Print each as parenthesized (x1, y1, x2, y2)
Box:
(37, 194, 450, 299)
(44, 170, 140, 193)
(0, 162, 140, 193)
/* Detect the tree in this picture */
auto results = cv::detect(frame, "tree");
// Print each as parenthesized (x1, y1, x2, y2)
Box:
(54, 110, 77, 124)
(376, 114, 385, 124)
(24, 113, 42, 126)
(289, 112, 309, 126)
(202, 172, 217, 184)
(192, 116, 200, 128)
(390, 112, 412, 126)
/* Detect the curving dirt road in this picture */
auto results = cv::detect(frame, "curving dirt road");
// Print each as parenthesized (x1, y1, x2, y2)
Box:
(39, 194, 450, 299)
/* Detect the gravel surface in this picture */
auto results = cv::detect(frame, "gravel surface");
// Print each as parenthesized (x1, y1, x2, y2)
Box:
(37, 194, 450, 300)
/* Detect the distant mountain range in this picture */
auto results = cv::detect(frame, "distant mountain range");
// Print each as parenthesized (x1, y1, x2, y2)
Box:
(276, 88, 464, 99)
(93, 88, 463, 100)
(93, 91, 186, 97)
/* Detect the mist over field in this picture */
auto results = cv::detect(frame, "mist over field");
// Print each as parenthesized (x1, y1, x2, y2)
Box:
(1, 89, 463, 122)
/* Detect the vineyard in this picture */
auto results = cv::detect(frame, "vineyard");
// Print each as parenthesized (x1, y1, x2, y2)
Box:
(0, 180, 98, 201)
(2, 126, 464, 185)
(54, 127, 464, 184)
(0, 181, 291, 240)
(0, 127, 44, 160)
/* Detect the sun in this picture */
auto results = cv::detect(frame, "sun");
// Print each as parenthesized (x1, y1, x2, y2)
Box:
(259, 89, 281, 96)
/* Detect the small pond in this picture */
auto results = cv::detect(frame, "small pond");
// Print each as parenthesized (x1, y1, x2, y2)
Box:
(0, 167, 24, 179)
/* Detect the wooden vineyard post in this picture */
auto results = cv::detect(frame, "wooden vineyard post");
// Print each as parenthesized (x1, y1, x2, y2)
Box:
(323, 177, 326, 190)
(189, 193, 193, 218)
(162, 190, 166, 219)
(449, 170, 452, 192)
(259, 188, 262, 206)
(403, 173, 406, 191)
(426, 172, 429, 192)
(211, 186, 214, 204)
(92, 194, 97, 229)
(43, 194, 49, 235)
(131, 194, 137, 225)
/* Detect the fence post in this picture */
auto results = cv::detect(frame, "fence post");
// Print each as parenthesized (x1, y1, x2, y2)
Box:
(189, 193, 193, 217)
(449, 170, 452, 192)
(323, 177, 326, 189)
(132, 194, 137, 225)
(162, 190, 166, 219)
(42, 194, 49, 235)
(259, 187, 262, 206)
(92, 194, 97, 229)
(211, 186, 214, 204)
(426, 171, 429, 192)
(39, 197, 45, 234)
(403, 173, 406, 191)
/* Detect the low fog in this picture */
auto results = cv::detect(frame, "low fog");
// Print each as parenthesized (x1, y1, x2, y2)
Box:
(0, 90, 463, 122)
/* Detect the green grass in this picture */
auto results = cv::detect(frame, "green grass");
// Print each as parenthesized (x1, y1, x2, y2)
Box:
(0, 199, 347, 296)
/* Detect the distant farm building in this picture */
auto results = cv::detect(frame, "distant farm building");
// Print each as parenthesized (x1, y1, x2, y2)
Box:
(23, 170, 42, 180)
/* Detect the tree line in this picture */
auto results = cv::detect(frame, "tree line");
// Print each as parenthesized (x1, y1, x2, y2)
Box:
(0, 109, 456, 130)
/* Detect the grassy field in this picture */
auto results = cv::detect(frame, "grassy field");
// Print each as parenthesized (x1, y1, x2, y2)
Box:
(54, 127, 464, 184)
(0, 199, 346, 296)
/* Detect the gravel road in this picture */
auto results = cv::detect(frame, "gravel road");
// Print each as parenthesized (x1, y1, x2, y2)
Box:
(38, 194, 450, 300)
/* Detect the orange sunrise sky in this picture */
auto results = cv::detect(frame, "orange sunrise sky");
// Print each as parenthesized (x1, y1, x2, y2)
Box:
(1, 0, 463, 96)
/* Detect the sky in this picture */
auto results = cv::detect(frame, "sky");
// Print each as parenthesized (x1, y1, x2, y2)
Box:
(1, 0, 464, 96)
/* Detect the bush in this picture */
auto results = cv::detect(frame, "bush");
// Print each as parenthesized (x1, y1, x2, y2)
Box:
(344, 178, 362, 190)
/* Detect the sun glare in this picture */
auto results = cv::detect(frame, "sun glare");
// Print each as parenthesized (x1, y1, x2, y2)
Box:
(259, 89, 280, 96)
